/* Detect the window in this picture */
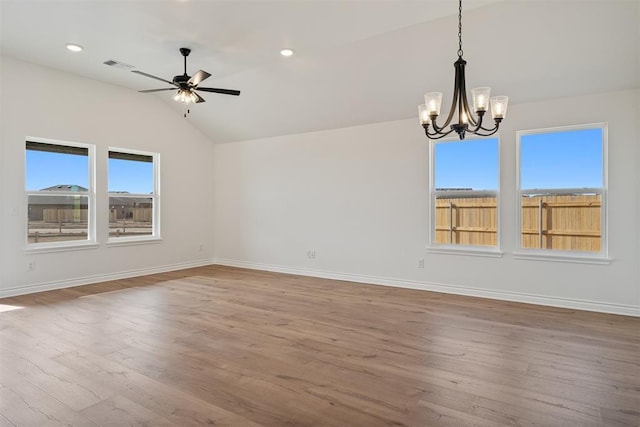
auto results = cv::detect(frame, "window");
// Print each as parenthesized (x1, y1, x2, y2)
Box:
(25, 138, 95, 247)
(517, 124, 606, 256)
(430, 137, 500, 250)
(108, 149, 159, 241)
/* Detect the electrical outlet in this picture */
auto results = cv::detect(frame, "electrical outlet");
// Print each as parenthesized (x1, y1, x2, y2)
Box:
(417, 258, 425, 268)
(199, 244, 204, 252)
(306, 250, 316, 259)
(27, 261, 35, 271)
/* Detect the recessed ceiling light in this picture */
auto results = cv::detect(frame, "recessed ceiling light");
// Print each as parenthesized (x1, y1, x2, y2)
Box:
(66, 43, 83, 52)
(280, 49, 294, 57)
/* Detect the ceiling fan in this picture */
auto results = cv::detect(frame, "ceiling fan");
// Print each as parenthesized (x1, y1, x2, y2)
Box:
(132, 47, 240, 107)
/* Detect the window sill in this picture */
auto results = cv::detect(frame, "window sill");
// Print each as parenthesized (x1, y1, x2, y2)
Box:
(24, 242, 99, 255)
(512, 251, 611, 265)
(427, 245, 504, 258)
(106, 236, 163, 247)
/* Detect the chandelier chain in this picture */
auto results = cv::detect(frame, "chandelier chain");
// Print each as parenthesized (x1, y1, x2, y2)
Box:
(457, 0, 463, 57)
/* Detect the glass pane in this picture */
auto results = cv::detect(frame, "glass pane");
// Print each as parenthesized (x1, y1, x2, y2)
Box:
(108, 156, 153, 194)
(521, 193, 601, 252)
(435, 195, 497, 246)
(520, 127, 603, 252)
(109, 197, 153, 238)
(26, 145, 88, 191)
(434, 138, 498, 191)
(27, 195, 88, 243)
(520, 128, 602, 190)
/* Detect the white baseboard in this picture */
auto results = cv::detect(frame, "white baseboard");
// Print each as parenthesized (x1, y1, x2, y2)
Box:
(212, 258, 640, 317)
(0, 259, 215, 299)
(3, 257, 637, 317)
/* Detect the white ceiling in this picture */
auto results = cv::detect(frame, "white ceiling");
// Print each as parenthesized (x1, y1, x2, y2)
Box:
(1, 0, 639, 143)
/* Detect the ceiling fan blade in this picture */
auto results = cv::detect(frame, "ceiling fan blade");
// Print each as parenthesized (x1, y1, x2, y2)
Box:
(197, 87, 241, 96)
(188, 70, 211, 87)
(193, 92, 206, 103)
(131, 70, 175, 86)
(138, 88, 176, 93)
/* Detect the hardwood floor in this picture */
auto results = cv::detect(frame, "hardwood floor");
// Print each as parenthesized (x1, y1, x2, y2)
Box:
(1, 265, 638, 426)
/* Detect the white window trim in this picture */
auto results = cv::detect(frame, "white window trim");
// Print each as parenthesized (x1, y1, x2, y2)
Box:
(23, 242, 100, 255)
(427, 135, 502, 256)
(515, 123, 609, 263)
(106, 147, 161, 245)
(24, 137, 96, 252)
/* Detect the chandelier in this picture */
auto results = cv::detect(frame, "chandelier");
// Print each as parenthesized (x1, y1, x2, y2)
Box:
(418, 0, 508, 140)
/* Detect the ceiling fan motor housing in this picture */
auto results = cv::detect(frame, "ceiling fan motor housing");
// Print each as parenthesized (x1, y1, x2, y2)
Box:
(173, 74, 191, 89)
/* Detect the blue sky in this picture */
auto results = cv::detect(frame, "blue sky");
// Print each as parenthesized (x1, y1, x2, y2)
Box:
(26, 151, 88, 191)
(520, 128, 602, 189)
(108, 158, 153, 194)
(435, 128, 602, 190)
(26, 152, 153, 194)
(28, 128, 602, 194)
(435, 138, 499, 190)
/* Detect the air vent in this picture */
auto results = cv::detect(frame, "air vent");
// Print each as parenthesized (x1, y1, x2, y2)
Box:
(103, 59, 134, 70)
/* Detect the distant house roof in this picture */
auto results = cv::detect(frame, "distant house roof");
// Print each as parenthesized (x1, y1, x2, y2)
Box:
(40, 184, 88, 192)
(29, 185, 151, 207)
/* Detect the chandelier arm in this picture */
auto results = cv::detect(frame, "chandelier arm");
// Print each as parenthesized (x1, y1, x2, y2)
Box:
(423, 124, 455, 140)
(477, 123, 497, 132)
(427, 129, 456, 140)
(468, 111, 485, 132)
(475, 116, 503, 133)
(434, 57, 467, 129)
(457, 58, 478, 127)
(439, 103, 456, 130)
(429, 117, 448, 134)
(460, 92, 478, 127)
(468, 125, 500, 137)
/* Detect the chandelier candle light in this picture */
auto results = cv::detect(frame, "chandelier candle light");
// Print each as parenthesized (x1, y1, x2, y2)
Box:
(418, 0, 508, 140)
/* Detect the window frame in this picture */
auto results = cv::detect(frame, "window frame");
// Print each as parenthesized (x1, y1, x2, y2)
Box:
(514, 123, 609, 263)
(428, 135, 503, 257)
(24, 137, 97, 252)
(106, 147, 161, 245)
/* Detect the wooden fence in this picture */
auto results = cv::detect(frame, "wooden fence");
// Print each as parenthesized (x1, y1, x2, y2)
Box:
(43, 208, 88, 223)
(435, 197, 498, 246)
(435, 194, 601, 252)
(109, 207, 152, 222)
(41, 208, 151, 223)
(521, 194, 601, 252)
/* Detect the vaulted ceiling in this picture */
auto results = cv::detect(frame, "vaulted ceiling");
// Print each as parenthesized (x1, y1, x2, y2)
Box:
(1, 0, 638, 143)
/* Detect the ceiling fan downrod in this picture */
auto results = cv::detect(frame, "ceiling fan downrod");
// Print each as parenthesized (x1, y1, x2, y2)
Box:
(180, 47, 191, 76)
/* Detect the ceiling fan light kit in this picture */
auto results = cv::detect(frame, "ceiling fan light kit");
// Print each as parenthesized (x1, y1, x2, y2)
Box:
(418, 0, 508, 140)
(132, 47, 240, 113)
(174, 89, 198, 104)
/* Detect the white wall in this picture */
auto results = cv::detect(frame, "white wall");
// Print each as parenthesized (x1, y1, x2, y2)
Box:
(2, 55, 637, 316)
(213, 89, 640, 316)
(0, 57, 215, 296)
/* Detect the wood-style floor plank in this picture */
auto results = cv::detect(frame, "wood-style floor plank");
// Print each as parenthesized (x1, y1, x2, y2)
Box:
(1, 265, 638, 426)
